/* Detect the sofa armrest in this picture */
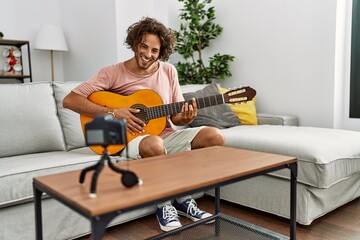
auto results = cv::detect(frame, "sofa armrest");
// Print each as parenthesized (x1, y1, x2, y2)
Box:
(257, 113, 298, 126)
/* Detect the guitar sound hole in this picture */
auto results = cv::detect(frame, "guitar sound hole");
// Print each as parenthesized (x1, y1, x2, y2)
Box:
(131, 104, 149, 124)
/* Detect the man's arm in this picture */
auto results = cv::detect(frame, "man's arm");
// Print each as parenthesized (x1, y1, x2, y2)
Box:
(63, 91, 111, 117)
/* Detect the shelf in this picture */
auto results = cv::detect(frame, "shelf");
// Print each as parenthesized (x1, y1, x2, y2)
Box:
(0, 75, 31, 79)
(0, 39, 30, 47)
(159, 214, 289, 240)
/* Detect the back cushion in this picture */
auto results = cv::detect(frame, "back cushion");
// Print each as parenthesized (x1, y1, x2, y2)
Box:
(0, 82, 65, 157)
(180, 84, 207, 93)
(183, 84, 241, 128)
(53, 82, 86, 150)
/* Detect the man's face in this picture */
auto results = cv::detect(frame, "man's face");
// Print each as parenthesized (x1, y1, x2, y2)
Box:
(134, 33, 161, 70)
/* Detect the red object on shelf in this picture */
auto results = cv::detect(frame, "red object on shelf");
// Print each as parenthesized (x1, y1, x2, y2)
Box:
(7, 56, 17, 65)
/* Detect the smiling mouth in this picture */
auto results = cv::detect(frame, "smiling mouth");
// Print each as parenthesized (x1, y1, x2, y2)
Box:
(141, 56, 151, 63)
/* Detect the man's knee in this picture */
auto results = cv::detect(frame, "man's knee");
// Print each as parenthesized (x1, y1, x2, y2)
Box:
(192, 127, 224, 148)
(206, 127, 224, 146)
(139, 135, 165, 158)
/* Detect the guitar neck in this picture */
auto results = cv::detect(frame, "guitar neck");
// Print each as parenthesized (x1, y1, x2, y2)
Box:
(146, 94, 224, 120)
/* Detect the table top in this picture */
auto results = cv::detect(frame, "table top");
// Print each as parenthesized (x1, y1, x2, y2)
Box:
(33, 146, 296, 217)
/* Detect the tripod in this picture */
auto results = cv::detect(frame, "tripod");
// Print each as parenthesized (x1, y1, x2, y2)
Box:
(79, 148, 141, 198)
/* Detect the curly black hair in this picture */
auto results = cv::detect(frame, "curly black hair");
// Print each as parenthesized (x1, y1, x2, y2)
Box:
(125, 17, 176, 61)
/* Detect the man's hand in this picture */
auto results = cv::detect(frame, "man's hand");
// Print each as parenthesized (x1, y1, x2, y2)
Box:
(114, 108, 146, 135)
(171, 98, 198, 126)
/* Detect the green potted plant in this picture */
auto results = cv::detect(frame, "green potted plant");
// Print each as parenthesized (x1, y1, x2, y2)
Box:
(174, 0, 235, 85)
(0, 32, 4, 40)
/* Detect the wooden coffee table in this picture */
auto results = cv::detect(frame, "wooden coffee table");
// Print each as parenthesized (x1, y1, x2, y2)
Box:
(33, 146, 297, 240)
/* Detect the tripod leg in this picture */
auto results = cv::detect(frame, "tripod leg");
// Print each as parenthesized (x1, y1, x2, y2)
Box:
(79, 155, 107, 184)
(79, 164, 98, 184)
(107, 156, 125, 174)
(89, 160, 105, 198)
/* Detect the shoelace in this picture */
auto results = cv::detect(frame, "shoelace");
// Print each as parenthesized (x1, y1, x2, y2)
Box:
(162, 205, 179, 222)
(186, 199, 204, 216)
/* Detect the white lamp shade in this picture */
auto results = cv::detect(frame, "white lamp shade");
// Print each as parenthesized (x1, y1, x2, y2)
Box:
(34, 25, 68, 52)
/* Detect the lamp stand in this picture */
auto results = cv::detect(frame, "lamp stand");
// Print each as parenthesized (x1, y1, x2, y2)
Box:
(50, 50, 54, 82)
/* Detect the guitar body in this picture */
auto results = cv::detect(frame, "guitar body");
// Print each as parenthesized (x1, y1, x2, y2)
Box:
(80, 90, 166, 155)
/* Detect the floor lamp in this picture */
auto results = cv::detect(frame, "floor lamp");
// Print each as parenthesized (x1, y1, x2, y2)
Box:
(34, 25, 68, 81)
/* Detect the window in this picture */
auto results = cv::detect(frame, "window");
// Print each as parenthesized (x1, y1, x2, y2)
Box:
(350, 0, 360, 118)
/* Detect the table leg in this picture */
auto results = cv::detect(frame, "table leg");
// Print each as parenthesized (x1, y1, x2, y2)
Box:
(215, 187, 220, 214)
(90, 212, 119, 240)
(289, 162, 297, 240)
(215, 187, 221, 237)
(33, 184, 43, 240)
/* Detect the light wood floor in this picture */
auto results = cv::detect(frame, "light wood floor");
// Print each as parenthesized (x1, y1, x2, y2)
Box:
(77, 195, 360, 240)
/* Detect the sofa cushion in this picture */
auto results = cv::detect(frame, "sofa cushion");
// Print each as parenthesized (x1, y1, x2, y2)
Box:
(222, 125, 360, 188)
(183, 84, 240, 129)
(0, 148, 100, 208)
(257, 113, 299, 126)
(180, 84, 207, 93)
(0, 82, 65, 157)
(53, 82, 86, 150)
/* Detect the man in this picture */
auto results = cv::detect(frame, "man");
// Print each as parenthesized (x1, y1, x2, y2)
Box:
(63, 17, 224, 232)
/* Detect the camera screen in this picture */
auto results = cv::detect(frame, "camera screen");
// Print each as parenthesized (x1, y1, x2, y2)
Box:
(86, 129, 104, 145)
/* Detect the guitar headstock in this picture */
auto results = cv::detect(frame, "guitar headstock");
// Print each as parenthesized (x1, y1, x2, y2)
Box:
(223, 86, 256, 104)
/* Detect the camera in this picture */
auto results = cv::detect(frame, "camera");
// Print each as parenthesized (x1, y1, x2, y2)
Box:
(85, 115, 127, 147)
(81, 115, 141, 196)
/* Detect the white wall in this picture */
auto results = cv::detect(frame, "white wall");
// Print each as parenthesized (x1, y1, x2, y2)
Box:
(169, 0, 338, 128)
(59, 0, 118, 82)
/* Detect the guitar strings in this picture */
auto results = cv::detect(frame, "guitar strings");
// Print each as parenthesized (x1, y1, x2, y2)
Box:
(133, 95, 224, 121)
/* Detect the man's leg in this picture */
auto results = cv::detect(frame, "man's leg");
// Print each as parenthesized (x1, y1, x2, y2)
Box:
(138, 135, 166, 158)
(163, 127, 220, 225)
(122, 135, 182, 232)
(191, 127, 224, 149)
(121, 135, 166, 159)
(123, 130, 219, 232)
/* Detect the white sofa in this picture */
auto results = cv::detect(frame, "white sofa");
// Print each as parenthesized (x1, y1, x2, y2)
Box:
(1, 82, 360, 239)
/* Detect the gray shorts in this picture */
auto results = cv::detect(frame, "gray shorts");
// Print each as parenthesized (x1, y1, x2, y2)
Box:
(121, 127, 205, 159)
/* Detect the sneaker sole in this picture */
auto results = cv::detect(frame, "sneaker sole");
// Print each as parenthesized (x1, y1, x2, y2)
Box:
(159, 224, 182, 232)
(177, 211, 215, 224)
(156, 216, 182, 232)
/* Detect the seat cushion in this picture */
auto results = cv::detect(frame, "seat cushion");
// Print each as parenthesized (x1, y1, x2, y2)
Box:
(0, 148, 101, 208)
(0, 82, 65, 157)
(222, 125, 360, 188)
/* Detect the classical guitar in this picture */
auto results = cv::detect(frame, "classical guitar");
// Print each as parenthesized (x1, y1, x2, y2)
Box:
(80, 87, 256, 155)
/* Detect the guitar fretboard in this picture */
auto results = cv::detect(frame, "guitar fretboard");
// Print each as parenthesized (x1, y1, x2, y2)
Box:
(145, 94, 224, 120)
